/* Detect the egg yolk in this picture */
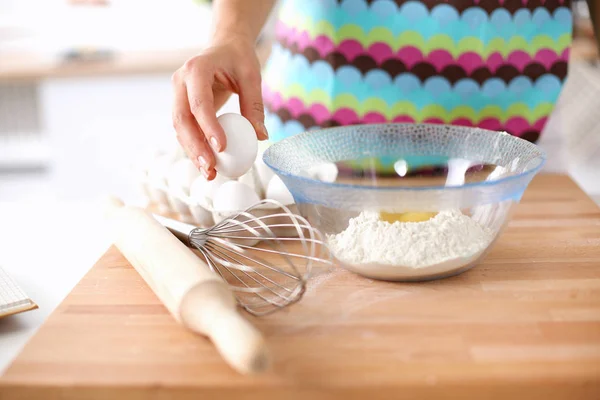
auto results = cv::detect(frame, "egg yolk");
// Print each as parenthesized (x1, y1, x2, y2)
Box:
(379, 211, 438, 223)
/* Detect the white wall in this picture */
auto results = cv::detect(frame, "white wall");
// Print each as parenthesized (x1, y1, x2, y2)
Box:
(36, 73, 241, 204)
(0, 0, 213, 56)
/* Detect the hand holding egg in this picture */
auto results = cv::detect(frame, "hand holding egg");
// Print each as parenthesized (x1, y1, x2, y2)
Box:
(172, 105, 261, 180)
(141, 111, 302, 231)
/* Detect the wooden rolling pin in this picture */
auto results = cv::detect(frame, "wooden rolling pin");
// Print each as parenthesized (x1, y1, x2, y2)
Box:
(103, 197, 269, 374)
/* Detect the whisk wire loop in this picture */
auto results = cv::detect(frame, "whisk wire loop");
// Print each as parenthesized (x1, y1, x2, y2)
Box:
(158, 199, 332, 316)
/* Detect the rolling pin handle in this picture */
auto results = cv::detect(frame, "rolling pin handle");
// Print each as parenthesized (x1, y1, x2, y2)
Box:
(179, 281, 270, 375)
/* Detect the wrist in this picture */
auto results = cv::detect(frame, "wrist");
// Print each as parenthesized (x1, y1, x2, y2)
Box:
(211, 27, 256, 48)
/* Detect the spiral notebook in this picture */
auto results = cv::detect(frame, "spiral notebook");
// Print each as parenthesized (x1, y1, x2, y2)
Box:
(0, 266, 37, 318)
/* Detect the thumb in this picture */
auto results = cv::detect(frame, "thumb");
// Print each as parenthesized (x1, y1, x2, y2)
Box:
(238, 75, 269, 140)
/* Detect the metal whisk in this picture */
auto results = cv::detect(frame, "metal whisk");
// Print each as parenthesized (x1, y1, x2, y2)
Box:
(153, 200, 331, 316)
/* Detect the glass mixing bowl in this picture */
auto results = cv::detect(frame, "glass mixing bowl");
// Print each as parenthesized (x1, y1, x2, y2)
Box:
(263, 123, 545, 281)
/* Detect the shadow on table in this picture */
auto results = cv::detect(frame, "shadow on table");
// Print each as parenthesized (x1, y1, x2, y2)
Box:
(0, 315, 29, 335)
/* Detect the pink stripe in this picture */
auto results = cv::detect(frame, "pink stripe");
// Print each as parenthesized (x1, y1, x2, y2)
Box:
(295, 31, 312, 53)
(266, 94, 548, 135)
(535, 49, 560, 70)
(308, 103, 330, 124)
(478, 117, 503, 131)
(263, 89, 284, 111)
(332, 108, 360, 125)
(337, 40, 364, 62)
(368, 42, 394, 65)
(423, 117, 445, 124)
(487, 52, 504, 73)
(397, 46, 424, 69)
(533, 116, 549, 132)
(392, 115, 417, 123)
(427, 49, 454, 72)
(457, 52, 484, 75)
(504, 116, 530, 136)
(286, 97, 306, 118)
(451, 118, 475, 127)
(313, 35, 336, 58)
(362, 112, 387, 124)
(275, 23, 564, 73)
(507, 50, 531, 71)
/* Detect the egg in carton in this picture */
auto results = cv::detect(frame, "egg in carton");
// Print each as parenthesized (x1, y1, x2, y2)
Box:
(139, 155, 298, 233)
(165, 158, 201, 223)
(138, 146, 340, 241)
(137, 147, 185, 214)
(137, 113, 339, 242)
(139, 153, 341, 235)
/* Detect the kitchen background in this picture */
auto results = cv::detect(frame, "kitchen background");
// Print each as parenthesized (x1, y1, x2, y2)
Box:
(0, 0, 599, 372)
(0, 0, 276, 204)
(0, 0, 598, 205)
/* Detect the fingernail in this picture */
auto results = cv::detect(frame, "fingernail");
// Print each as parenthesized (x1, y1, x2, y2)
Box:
(259, 122, 269, 140)
(198, 155, 208, 168)
(200, 167, 209, 179)
(210, 136, 221, 152)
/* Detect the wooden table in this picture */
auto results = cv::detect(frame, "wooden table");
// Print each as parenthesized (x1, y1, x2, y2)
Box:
(1, 174, 599, 399)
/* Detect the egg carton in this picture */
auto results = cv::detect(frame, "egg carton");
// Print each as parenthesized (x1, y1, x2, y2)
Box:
(135, 145, 301, 237)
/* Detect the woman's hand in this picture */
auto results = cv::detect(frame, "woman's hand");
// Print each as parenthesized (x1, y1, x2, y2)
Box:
(171, 37, 268, 180)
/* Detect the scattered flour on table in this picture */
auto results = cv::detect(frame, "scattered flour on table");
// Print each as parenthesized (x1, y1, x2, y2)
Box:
(327, 210, 494, 270)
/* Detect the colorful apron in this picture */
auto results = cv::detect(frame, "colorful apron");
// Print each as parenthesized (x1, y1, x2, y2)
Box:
(262, 0, 572, 144)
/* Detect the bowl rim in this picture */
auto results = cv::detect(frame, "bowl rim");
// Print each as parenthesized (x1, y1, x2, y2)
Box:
(263, 123, 547, 192)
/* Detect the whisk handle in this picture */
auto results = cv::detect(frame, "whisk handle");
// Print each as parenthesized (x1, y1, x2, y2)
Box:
(151, 214, 196, 246)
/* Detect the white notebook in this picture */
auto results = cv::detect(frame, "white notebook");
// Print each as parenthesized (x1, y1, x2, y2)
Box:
(0, 266, 37, 318)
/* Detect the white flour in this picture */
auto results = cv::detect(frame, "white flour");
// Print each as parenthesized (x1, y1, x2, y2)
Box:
(327, 210, 494, 279)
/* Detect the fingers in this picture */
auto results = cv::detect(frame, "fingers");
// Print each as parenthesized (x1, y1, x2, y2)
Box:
(172, 73, 217, 179)
(237, 67, 269, 140)
(185, 75, 227, 153)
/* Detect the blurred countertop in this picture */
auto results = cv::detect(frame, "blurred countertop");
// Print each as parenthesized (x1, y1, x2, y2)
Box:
(0, 39, 273, 82)
(1, 48, 201, 82)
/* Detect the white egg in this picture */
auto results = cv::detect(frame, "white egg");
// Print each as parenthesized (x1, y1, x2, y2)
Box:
(297, 169, 313, 179)
(189, 203, 215, 227)
(167, 158, 200, 196)
(266, 175, 294, 205)
(314, 162, 338, 183)
(213, 181, 261, 213)
(298, 162, 339, 182)
(215, 113, 258, 178)
(254, 146, 275, 195)
(212, 181, 262, 245)
(189, 173, 230, 209)
(237, 167, 263, 198)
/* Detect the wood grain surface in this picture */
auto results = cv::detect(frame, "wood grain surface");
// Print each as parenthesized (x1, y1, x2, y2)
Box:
(1, 174, 600, 399)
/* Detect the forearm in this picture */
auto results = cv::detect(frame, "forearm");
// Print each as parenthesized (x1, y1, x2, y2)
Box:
(586, 0, 600, 54)
(211, 0, 277, 44)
